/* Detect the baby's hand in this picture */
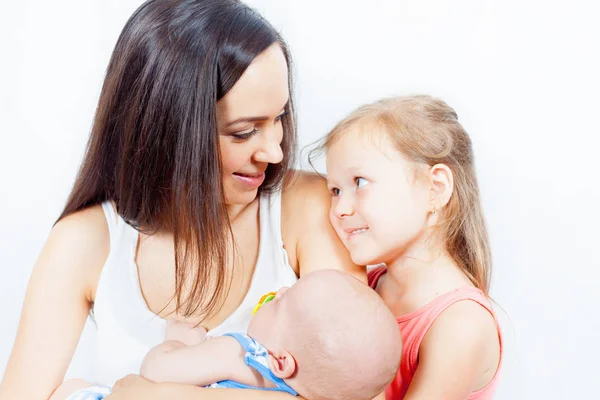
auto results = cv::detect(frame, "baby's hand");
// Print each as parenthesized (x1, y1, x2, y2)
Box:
(164, 319, 207, 346)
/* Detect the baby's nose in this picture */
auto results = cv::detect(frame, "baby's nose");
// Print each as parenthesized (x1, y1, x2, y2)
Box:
(275, 286, 290, 299)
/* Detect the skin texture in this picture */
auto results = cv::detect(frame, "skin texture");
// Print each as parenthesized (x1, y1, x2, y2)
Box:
(326, 125, 501, 400)
(0, 45, 363, 400)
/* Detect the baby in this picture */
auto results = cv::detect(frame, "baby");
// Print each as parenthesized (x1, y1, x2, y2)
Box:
(60, 269, 401, 400)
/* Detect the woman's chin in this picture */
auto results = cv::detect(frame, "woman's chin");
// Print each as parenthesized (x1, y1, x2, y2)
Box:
(224, 189, 260, 207)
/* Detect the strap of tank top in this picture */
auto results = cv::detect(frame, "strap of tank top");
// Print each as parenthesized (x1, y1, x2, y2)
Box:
(100, 201, 118, 239)
(264, 190, 284, 247)
(367, 266, 387, 289)
(261, 190, 292, 271)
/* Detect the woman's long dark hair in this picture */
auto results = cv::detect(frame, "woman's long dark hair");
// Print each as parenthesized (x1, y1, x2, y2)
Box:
(58, 0, 296, 318)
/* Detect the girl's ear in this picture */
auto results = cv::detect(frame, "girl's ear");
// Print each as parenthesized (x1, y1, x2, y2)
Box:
(428, 163, 454, 210)
(267, 350, 297, 379)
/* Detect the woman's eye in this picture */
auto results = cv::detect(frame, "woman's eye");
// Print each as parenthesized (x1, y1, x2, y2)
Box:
(231, 129, 258, 141)
(356, 177, 368, 188)
(275, 111, 287, 123)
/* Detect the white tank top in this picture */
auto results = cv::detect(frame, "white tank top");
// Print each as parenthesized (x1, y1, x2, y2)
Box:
(89, 191, 298, 386)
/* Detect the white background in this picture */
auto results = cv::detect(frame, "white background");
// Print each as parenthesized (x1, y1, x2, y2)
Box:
(1, 1, 599, 399)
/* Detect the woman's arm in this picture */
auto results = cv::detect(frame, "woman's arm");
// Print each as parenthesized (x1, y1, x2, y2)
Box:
(0, 206, 108, 400)
(282, 171, 365, 282)
(403, 301, 501, 400)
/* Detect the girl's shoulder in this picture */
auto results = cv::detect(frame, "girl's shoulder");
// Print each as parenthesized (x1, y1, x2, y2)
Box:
(417, 291, 502, 393)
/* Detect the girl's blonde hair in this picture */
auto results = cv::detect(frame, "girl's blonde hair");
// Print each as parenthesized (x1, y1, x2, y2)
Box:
(320, 95, 492, 294)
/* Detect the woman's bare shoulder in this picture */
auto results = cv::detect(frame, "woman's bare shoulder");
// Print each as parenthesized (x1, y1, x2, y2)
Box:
(281, 170, 330, 236)
(46, 203, 110, 301)
(280, 170, 364, 280)
(281, 169, 329, 211)
(52, 204, 109, 255)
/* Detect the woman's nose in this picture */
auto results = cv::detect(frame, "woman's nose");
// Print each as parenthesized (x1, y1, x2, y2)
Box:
(254, 126, 284, 164)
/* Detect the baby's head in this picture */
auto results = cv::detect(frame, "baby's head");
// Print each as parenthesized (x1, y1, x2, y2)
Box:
(248, 269, 401, 400)
(320, 95, 492, 294)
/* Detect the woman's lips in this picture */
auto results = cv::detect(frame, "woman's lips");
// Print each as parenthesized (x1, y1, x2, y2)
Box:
(233, 172, 265, 188)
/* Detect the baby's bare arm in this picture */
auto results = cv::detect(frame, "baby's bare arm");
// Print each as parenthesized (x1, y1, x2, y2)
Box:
(140, 336, 248, 386)
(107, 375, 304, 400)
(48, 379, 94, 400)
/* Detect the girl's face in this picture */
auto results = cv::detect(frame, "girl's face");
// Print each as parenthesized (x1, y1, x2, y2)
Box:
(217, 44, 289, 206)
(326, 126, 432, 266)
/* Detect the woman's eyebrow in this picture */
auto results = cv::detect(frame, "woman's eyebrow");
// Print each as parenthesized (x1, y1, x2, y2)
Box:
(225, 102, 289, 128)
(225, 116, 270, 127)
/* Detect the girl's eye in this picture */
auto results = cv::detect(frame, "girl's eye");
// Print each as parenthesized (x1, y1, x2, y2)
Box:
(356, 177, 368, 188)
(330, 187, 341, 197)
(231, 129, 258, 141)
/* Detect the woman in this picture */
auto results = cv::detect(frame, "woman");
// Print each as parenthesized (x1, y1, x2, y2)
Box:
(0, 1, 362, 399)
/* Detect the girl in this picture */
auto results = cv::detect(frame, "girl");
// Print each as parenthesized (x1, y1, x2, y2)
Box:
(0, 1, 362, 399)
(323, 95, 502, 399)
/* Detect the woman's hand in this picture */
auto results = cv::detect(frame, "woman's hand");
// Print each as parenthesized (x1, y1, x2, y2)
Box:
(105, 375, 161, 400)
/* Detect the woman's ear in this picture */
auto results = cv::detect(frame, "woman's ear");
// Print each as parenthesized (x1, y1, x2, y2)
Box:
(428, 163, 454, 209)
(267, 350, 297, 379)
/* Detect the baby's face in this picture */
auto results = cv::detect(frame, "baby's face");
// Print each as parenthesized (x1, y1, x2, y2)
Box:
(247, 286, 293, 346)
(247, 271, 346, 348)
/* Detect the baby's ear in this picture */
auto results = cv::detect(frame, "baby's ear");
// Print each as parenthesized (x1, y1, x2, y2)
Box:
(267, 350, 296, 379)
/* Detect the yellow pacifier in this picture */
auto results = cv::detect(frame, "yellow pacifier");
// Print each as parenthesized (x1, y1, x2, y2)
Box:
(252, 291, 277, 316)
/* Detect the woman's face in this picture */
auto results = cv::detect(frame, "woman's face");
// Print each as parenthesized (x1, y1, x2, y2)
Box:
(217, 44, 289, 206)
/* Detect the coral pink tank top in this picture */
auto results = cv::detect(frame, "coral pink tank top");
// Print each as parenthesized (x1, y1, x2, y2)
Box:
(368, 266, 502, 399)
